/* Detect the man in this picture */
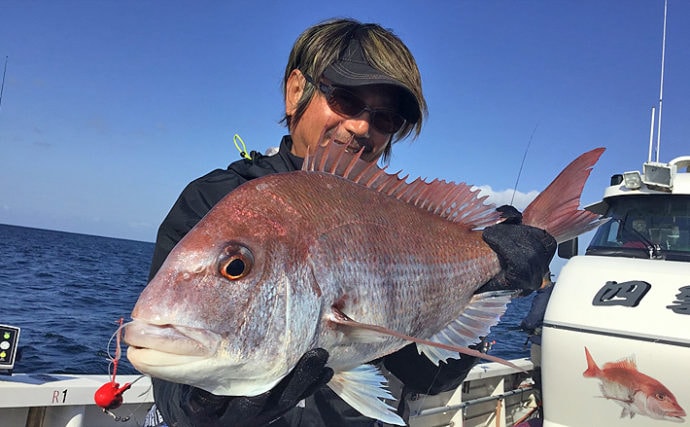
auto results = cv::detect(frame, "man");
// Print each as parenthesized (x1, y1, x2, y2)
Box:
(147, 18, 555, 427)
(521, 271, 554, 367)
(519, 271, 554, 422)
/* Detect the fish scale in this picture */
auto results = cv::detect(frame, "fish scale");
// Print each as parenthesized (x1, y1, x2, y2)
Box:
(270, 171, 500, 349)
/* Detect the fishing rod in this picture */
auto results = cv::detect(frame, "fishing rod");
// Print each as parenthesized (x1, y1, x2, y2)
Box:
(510, 122, 539, 206)
(0, 56, 7, 111)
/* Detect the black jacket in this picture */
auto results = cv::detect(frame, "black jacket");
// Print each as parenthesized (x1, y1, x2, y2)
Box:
(149, 136, 479, 426)
(148, 136, 303, 280)
(520, 285, 554, 346)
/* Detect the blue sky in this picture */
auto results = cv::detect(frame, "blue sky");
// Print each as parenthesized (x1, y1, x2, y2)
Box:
(2, 1, 689, 274)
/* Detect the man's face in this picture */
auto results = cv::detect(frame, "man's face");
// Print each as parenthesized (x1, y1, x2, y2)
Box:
(633, 219, 647, 234)
(286, 70, 403, 162)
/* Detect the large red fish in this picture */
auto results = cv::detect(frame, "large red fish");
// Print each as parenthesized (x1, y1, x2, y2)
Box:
(583, 347, 686, 422)
(126, 142, 605, 425)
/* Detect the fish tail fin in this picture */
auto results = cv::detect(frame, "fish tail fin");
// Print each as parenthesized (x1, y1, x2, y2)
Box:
(522, 147, 606, 243)
(583, 346, 601, 378)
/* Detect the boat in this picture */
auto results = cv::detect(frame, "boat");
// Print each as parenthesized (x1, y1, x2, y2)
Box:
(539, 153, 690, 426)
(537, 0, 690, 422)
(404, 358, 540, 426)
(0, 373, 153, 427)
(403, 152, 690, 427)
(0, 360, 539, 427)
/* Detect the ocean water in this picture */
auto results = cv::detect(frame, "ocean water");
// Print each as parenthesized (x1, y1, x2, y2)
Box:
(1, 223, 151, 375)
(0, 223, 531, 376)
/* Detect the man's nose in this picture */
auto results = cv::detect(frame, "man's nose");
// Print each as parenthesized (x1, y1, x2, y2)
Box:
(342, 112, 371, 137)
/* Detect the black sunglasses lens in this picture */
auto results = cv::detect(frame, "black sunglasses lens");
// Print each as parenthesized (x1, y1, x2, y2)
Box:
(328, 88, 365, 117)
(372, 112, 404, 134)
(325, 86, 405, 134)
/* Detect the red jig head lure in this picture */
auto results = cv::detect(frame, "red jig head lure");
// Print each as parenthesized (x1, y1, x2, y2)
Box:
(94, 318, 134, 418)
(94, 380, 131, 411)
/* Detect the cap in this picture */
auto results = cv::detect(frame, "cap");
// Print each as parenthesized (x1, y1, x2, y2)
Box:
(322, 39, 420, 123)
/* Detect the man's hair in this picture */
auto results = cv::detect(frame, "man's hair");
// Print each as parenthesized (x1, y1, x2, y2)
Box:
(282, 18, 427, 160)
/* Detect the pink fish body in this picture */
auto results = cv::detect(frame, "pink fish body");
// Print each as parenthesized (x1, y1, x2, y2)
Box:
(583, 347, 686, 422)
(126, 143, 605, 424)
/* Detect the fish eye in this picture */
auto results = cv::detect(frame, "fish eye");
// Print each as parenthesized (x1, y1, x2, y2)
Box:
(655, 392, 667, 401)
(219, 245, 253, 280)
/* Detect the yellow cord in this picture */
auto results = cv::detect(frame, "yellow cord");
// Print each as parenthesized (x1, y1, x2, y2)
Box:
(233, 134, 252, 160)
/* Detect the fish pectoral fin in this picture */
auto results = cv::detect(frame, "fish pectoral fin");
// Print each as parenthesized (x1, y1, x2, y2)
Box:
(621, 407, 636, 419)
(327, 308, 397, 343)
(327, 364, 405, 426)
(417, 290, 514, 365)
(328, 302, 525, 372)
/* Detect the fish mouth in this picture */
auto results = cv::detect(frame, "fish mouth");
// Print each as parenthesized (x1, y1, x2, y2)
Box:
(124, 320, 221, 366)
(665, 414, 686, 423)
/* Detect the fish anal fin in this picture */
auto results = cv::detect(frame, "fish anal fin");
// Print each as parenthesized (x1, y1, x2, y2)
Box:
(328, 365, 405, 425)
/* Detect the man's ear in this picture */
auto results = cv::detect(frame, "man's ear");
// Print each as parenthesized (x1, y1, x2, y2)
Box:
(285, 69, 306, 117)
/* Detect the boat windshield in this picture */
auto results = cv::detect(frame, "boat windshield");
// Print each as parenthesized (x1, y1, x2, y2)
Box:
(586, 195, 690, 261)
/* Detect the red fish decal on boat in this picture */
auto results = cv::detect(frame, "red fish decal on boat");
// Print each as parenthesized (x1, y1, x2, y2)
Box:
(583, 346, 686, 422)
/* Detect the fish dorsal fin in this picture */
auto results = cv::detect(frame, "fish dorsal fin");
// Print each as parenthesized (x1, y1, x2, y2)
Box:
(328, 364, 405, 425)
(604, 356, 637, 372)
(304, 142, 501, 229)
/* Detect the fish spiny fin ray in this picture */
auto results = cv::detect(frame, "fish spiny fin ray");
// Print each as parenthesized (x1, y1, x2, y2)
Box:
(328, 365, 405, 425)
(522, 147, 607, 243)
(603, 356, 637, 371)
(418, 291, 515, 364)
(304, 142, 501, 229)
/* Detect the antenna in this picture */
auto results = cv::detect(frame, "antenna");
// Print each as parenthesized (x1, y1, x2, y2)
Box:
(653, 0, 668, 162)
(648, 106, 655, 163)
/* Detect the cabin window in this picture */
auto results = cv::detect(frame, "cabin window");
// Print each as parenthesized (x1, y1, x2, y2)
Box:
(586, 195, 690, 260)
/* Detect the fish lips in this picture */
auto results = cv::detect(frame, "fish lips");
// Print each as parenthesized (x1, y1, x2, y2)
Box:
(125, 320, 221, 367)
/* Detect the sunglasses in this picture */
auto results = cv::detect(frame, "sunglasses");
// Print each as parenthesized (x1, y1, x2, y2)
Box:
(303, 73, 406, 134)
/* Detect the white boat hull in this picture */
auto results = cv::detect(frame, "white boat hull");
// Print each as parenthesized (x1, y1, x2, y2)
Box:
(0, 374, 153, 427)
(0, 360, 538, 427)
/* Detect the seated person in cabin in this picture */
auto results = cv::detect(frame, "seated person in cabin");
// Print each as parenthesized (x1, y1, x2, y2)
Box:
(622, 218, 651, 248)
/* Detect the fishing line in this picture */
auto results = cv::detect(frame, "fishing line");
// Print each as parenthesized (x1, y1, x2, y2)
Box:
(105, 321, 146, 390)
(510, 123, 539, 206)
(94, 317, 146, 422)
(415, 362, 444, 414)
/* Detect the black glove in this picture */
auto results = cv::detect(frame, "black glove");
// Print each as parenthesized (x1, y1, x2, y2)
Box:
(478, 205, 556, 295)
(154, 348, 333, 427)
